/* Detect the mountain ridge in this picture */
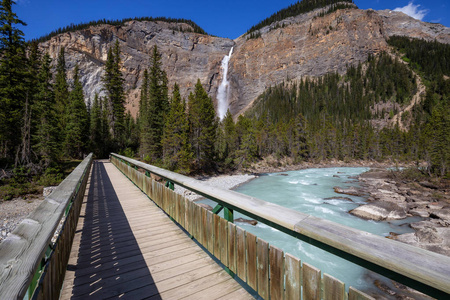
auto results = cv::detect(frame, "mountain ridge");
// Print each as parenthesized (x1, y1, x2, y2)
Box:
(37, 5, 450, 118)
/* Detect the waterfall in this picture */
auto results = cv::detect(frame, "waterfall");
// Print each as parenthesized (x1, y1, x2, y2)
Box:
(217, 47, 233, 120)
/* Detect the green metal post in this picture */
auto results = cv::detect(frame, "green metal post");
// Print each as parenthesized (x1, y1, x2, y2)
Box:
(224, 208, 234, 223)
(165, 180, 174, 190)
(212, 204, 224, 214)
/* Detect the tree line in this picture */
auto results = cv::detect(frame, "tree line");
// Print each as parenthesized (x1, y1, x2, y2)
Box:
(238, 46, 448, 177)
(0, 1, 90, 176)
(1, 0, 448, 200)
(246, 0, 355, 36)
(32, 16, 208, 44)
(0, 0, 136, 190)
(136, 45, 217, 174)
(387, 36, 450, 177)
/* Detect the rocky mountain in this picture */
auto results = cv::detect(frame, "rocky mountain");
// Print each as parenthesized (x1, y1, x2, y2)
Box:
(39, 5, 450, 117)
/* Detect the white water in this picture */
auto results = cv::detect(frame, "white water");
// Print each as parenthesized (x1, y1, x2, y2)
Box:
(217, 47, 233, 120)
(199, 168, 422, 294)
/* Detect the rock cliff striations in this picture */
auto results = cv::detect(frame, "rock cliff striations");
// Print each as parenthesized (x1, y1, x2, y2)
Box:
(39, 6, 450, 117)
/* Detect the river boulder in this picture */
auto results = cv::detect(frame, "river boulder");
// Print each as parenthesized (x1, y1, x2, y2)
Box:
(234, 218, 258, 226)
(333, 186, 362, 196)
(350, 201, 407, 221)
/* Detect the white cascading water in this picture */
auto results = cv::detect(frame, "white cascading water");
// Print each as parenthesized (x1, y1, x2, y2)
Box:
(217, 47, 233, 120)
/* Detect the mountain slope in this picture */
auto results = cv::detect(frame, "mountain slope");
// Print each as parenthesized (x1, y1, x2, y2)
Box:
(39, 20, 233, 116)
(38, 5, 450, 117)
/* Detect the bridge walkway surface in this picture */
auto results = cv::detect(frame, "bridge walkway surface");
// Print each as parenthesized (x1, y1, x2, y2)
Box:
(60, 160, 253, 299)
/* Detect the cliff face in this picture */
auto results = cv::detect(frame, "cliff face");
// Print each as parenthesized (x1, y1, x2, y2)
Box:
(40, 21, 234, 116)
(39, 7, 450, 117)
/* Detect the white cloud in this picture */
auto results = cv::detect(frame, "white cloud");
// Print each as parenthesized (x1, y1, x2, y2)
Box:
(394, 1, 429, 21)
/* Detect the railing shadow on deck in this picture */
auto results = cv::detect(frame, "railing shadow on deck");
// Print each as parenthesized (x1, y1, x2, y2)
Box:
(68, 161, 162, 299)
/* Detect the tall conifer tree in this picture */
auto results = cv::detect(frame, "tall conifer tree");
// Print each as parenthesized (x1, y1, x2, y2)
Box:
(188, 79, 217, 171)
(162, 83, 192, 173)
(101, 96, 112, 157)
(0, 0, 27, 161)
(90, 93, 103, 157)
(223, 109, 237, 160)
(54, 47, 69, 139)
(139, 45, 168, 161)
(427, 102, 450, 177)
(33, 53, 58, 167)
(102, 40, 125, 149)
(15, 42, 40, 166)
(64, 64, 89, 158)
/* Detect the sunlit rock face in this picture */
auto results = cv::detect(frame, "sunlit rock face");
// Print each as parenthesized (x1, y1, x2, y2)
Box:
(40, 7, 450, 117)
(40, 21, 234, 116)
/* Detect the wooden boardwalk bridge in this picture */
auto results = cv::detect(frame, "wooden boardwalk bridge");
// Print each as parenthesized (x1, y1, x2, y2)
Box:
(0, 153, 449, 300)
(60, 160, 252, 299)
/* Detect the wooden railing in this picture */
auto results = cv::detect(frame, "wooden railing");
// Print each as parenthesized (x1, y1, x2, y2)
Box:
(111, 153, 450, 299)
(0, 154, 92, 300)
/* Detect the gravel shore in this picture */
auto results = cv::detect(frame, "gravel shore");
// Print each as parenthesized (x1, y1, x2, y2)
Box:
(0, 197, 44, 243)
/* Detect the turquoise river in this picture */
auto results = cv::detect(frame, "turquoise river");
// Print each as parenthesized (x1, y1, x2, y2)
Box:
(199, 167, 422, 294)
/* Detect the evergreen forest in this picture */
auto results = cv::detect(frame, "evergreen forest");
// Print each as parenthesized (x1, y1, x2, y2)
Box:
(246, 0, 356, 36)
(1, 0, 449, 201)
(32, 17, 208, 44)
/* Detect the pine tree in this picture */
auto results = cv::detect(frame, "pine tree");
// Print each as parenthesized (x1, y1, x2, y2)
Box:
(123, 110, 139, 153)
(33, 53, 58, 167)
(90, 93, 103, 157)
(54, 47, 69, 140)
(64, 64, 89, 158)
(223, 109, 237, 160)
(15, 42, 40, 166)
(0, 0, 27, 162)
(139, 45, 169, 162)
(162, 83, 192, 173)
(101, 96, 112, 157)
(427, 101, 450, 177)
(188, 79, 217, 171)
(102, 40, 125, 149)
(291, 113, 309, 162)
(235, 115, 257, 168)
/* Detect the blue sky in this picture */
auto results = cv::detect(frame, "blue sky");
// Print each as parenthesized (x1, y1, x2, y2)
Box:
(14, 0, 450, 41)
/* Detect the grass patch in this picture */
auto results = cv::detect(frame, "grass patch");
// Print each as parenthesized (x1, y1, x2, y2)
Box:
(0, 159, 83, 201)
(0, 182, 42, 201)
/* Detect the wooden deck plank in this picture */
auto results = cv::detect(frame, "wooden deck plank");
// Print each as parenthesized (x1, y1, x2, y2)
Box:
(105, 264, 223, 300)
(179, 276, 245, 300)
(147, 269, 232, 300)
(64, 245, 203, 284)
(73, 231, 191, 260)
(61, 160, 252, 300)
(216, 287, 255, 300)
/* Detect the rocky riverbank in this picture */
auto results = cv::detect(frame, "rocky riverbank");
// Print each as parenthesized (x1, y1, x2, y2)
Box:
(0, 197, 43, 243)
(346, 168, 450, 256)
(2, 163, 449, 259)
